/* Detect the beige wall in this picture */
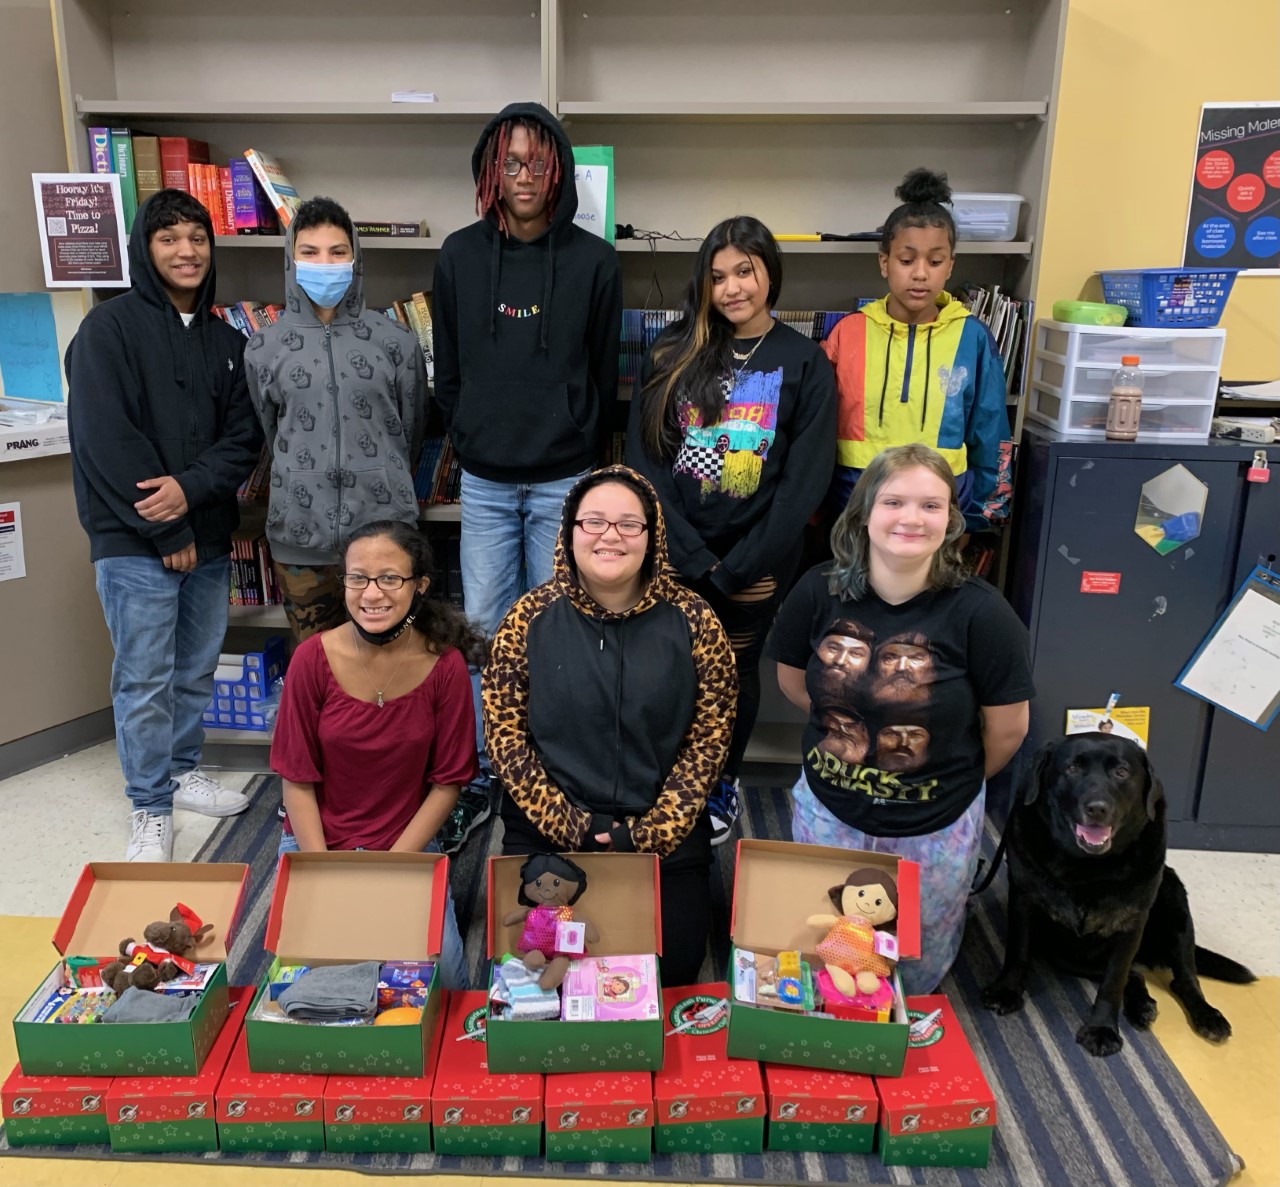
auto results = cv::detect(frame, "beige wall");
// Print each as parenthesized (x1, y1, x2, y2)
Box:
(0, 0, 113, 748)
(1037, 0, 1280, 379)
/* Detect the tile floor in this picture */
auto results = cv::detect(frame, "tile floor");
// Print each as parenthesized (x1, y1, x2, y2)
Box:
(0, 741, 1277, 1186)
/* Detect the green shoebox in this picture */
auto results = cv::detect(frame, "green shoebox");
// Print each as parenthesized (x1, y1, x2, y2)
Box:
(725, 840, 919, 1076)
(12, 861, 248, 1077)
(544, 1069, 653, 1163)
(245, 850, 448, 1076)
(484, 853, 663, 1074)
(1, 1063, 112, 1146)
(763, 1059, 879, 1153)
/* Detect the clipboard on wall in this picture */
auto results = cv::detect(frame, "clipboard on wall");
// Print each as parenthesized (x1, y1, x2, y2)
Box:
(1174, 565, 1280, 731)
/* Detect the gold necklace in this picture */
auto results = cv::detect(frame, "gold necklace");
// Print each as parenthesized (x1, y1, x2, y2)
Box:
(350, 623, 411, 708)
(731, 321, 774, 379)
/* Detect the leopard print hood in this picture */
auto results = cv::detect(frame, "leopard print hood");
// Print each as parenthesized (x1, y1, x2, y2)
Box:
(553, 465, 683, 620)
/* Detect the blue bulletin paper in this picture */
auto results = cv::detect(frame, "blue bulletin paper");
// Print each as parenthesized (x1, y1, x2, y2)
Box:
(0, 293, 63, 403)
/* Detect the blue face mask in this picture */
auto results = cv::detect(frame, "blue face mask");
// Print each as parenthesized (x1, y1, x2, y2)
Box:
(294, 260, 354, 310)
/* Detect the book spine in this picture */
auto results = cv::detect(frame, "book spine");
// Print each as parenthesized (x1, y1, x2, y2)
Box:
(410, 292, 435, 380)
(243, 149, 300, 227)
(218, 166, 234, 237)
(107, 129, 137, 231)
(87, 127, 112, 174)
(160, 137, 207, 191)
(132, 135, 162, 205)
(353, 221, 427, 237)
(229, 159, 261, 232)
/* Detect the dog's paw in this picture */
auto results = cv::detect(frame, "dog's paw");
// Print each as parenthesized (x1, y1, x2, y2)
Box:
(1123, 991, 1159, 1030)
(982, 983, 1025, 1015)
(1190, 1005, 1232, 1043)
(1076, 1023, 1124, 1057)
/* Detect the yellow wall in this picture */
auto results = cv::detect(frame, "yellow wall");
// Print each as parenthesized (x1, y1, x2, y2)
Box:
(1038, 0, 1280, 379)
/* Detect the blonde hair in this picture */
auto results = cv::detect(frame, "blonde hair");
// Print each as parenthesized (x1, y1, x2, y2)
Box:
(828, 444, 967, 600)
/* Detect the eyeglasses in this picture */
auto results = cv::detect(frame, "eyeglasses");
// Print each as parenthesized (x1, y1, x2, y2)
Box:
(500, 157, 548, 178)
(574, 517, 649, 538)
(340, 573, 414, 590)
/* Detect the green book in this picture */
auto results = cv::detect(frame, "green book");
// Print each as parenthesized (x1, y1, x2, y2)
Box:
(110, 128, 138, 231)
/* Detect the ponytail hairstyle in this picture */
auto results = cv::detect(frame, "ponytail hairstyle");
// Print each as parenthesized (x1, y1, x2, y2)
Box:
(879, 168, 956, 254)
(474, 117, 563, 236)
(637, 216, 782, 460)
(341, 521, 488, 665)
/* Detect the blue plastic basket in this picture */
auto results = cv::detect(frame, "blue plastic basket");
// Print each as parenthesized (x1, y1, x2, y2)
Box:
(203, 636, 287, 732)
(1097, 268, 1238, 328)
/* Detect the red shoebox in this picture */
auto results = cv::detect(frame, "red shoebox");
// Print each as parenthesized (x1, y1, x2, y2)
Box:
(763, 1061, 879, 1153)
(874, 995, 996, 1168)
(323, 990, 448, 1154)
(653, 983, 764, 1154)
(216, 1020, 327, 1152)
(544, 1069, 653, 1162)
(1, 1063, 113, 1146)
(105, 984, 250, 1153)
(430, 990, 543, 1156)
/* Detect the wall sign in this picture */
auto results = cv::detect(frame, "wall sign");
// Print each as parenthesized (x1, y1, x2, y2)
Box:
(31, 173, 129, 288)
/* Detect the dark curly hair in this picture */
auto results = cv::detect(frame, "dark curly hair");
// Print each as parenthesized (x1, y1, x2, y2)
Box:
(515, 853, 590, 907)
(879, 167, 956, 254)
(342, 520, 487, 665)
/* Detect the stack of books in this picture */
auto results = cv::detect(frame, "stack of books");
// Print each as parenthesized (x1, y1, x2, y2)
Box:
(414, 436, 460, 507)
(954, 283, 1034, 398)
(229, 527, 283, 607)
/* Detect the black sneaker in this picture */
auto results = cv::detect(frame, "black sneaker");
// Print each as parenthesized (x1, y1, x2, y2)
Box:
(708, 777, 742, 847)
(437, 782, 493, 855)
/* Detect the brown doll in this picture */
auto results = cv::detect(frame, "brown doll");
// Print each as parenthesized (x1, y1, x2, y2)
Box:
(806, 868, 899, 998)
(501, 854, 598, 990)
(100, 904, 214, 996)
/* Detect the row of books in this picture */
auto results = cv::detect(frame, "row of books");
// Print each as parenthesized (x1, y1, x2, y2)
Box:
(229, 528, 283, 607)
(213, 301, 285, 337)
(414, 437, 461, 506)
(236, 447, 274, 503)
(955, 282, 1034, 398)
(432, 532, 464, 608)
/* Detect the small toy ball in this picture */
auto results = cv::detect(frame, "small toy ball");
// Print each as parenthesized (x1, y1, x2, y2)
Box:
(374, 1007, 422, 1026)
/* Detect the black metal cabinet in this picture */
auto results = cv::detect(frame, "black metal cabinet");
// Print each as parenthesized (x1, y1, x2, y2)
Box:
(1011, 424, 1280, 851)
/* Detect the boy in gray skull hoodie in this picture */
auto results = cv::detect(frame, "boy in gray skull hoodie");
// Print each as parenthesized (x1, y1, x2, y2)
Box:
(245, 196, 428, 639)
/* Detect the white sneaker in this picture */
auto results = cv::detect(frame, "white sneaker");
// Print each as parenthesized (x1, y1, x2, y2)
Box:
(173, 767, 251, 817)
(126, 810, 174, 862)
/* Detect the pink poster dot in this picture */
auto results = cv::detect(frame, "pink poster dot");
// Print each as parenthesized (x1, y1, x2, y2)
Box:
(1264, 151, 1280, 188)
(1228, 174, 1265, 212)
(1196, 150, 1234, 188)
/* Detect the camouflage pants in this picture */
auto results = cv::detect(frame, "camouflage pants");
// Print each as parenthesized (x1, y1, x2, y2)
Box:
(273, 563, 346, 642)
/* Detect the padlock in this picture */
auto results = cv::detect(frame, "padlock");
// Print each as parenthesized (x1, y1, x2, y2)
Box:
(1247, 451, 1270, 483)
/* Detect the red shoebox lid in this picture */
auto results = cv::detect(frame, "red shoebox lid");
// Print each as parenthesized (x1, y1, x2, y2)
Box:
(653, 983, 763, 1123)
(763, 1060, 879, 1126)
(322, 991, 447, 1127)
(874, 995, 996, 1136)
(545, 1070, 652, 1134)
(430, 991, 543, 1128)
(216, 1022, 327, 1126)
(2, 1063, 112, 1121)
(106, 985, 250, 1125)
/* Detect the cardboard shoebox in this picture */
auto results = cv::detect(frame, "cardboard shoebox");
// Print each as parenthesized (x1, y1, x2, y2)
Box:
(12, 862, 248, 1077)
(105, 984, 249, 1152)
(216, 1018, 327, 1152)
(323, 990, 448, 1154)
(430, 990, 544, 1157)
(485, 852, 664, 1074)
(1, 1064, 113, 1146)
(725, 839, 919, 1076)
(763, 1062, 879, 1153)
(544, 1069, 653, 1163)
(653, 983, 764, 1155)
(245, 851, 447, 1076)
(875, 995, 997, 1168)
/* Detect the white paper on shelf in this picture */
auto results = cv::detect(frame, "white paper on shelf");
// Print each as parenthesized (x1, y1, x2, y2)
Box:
(391, 91, 438, 103)
(1220, 380, 1280, 401)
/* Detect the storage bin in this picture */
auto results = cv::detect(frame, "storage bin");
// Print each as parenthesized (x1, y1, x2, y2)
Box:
(1028, 385, 1215, 440)
(1098, 268, 1238, 328)
(1034, 359, 1219, 404)
(203, 636, 286, 731)
(1036, 320, 1226, 368)
(946, 193, 1023, 242)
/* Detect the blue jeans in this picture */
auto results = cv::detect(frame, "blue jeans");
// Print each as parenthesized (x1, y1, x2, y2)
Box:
(94, 554, 230, 815)
(277, 834, 469, 991)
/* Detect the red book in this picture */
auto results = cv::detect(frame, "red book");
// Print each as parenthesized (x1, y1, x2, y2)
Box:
(160, 136, 209, 192)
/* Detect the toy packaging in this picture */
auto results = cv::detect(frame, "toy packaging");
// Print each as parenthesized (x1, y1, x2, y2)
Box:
(485, 853, 665, 1073)
(1, 1063, 113, 1146)
(12, 862, 248, 1077)
(430, 990, 544, 1156)
(874, 995, 997, 1168)
(725, 839, 919, 1075)
(764, 1061, 879, 1153)
(544, 1069, 653, 1163)
(653, 983, 764, 1154)
(245, 851, 447, 1075)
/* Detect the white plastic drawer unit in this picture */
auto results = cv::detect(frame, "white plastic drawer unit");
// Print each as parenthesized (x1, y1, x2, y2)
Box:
(1036, 320, 1226, 369)
(1029, 387, 1216, 440)
(1034, 358, 1220, 403)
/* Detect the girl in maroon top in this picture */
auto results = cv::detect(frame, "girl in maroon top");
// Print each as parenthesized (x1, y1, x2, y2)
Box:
(270, 519, 484, 988)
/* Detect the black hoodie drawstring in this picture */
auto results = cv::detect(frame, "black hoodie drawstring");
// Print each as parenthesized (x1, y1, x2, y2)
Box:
(920, 324, 934, 430)
(540, 247, 554, 354)
(876, 323, 893, 427)
(488, 233, 502, 337)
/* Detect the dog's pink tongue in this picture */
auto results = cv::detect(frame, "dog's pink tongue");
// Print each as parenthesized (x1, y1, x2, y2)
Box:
(1076, 823, 1113, 846)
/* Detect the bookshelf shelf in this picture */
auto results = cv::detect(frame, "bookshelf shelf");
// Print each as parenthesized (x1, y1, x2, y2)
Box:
(420, 504, 462, 524)
(75, 99, 502, 124)
(556, 100, 1049, 124)
(616, 239, 1035, 257)
(226, 604, 289, 627)
(215, 236, 444, 251)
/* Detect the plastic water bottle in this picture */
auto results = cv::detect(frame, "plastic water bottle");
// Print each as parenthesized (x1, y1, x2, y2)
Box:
(1106, 355, 1143, 441)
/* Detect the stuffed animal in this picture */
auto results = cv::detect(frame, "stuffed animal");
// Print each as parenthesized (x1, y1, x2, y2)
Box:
(501, 854, 598, 990)
(100, 904, 214, 997)
(806, 868, 899, 999)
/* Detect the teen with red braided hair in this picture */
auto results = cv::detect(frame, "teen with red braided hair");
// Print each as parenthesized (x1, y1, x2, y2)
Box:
(432, 102, 622, 855)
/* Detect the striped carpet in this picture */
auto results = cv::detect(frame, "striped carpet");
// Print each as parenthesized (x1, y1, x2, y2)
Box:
(0, 773, 1240, 1186)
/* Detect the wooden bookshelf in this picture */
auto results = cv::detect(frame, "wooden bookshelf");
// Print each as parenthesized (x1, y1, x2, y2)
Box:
(557, 100, 1049, 124)
(75, 100, 502, 124)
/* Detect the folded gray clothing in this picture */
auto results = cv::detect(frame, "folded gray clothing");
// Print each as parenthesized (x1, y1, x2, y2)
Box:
(104, 986, 199, 1023)
(278, 961, 381, 1021)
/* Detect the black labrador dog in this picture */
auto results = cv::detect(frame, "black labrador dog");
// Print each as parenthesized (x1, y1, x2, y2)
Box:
(983, 733, 1255, 1057)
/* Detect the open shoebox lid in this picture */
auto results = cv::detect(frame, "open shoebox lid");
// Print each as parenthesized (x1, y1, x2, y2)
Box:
(730, 839, 920, 961)
(487, 852, 662, 958)
(265, 850, 448, 962)
(53, 862, 249, 962)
